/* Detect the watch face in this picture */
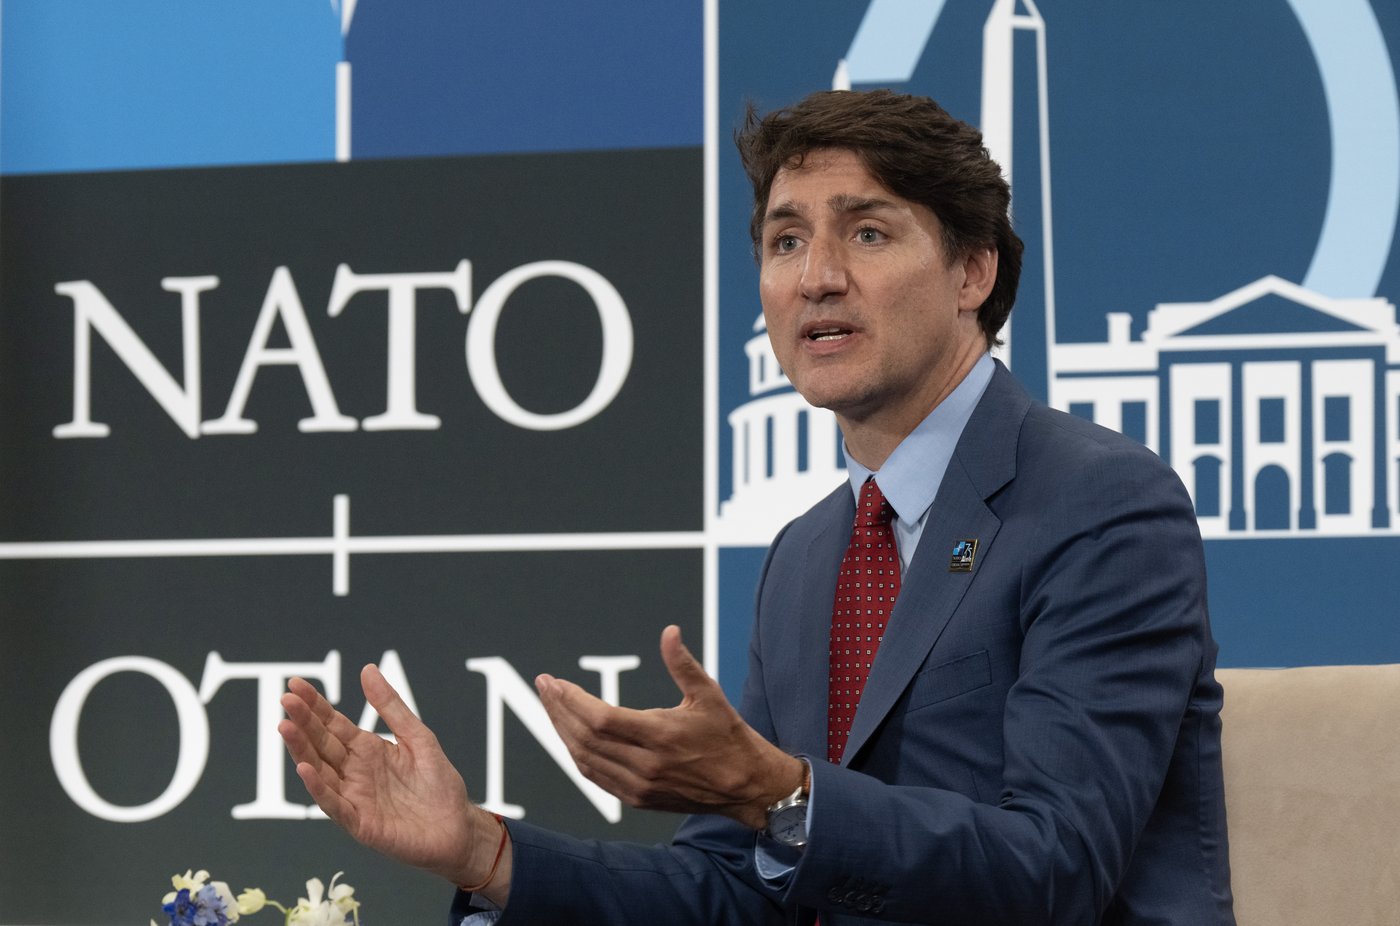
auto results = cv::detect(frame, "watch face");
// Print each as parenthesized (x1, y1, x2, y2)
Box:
(770, 802, 808, 847)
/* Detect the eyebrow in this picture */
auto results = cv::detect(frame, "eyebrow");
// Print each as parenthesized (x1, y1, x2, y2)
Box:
(763, 194, 900, 229)
(827, 193, 898, 215)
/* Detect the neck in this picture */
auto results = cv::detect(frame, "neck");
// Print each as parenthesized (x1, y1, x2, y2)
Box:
(839, 421, 910, 472)
(839, 351, 982, 470)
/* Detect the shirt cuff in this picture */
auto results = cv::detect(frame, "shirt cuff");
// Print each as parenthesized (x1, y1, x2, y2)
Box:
(754, 831, 803, 884)
(451, 889, 502, 925)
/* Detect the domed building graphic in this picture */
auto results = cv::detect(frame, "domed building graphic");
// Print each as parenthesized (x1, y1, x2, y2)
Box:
(715, 315, 845, 544)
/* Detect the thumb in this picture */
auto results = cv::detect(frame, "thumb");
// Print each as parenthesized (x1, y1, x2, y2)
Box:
(361, 664, 430, 742)
(660, 625, 715, 702)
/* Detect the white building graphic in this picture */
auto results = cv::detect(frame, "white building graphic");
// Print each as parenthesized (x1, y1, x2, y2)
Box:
(716, 0, 1400, 544)
(1056, 276, 1400, 537)
(715, 317, 844, 543)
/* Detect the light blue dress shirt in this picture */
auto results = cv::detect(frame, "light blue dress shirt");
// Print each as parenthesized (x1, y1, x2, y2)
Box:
(843, 352, 995, 574)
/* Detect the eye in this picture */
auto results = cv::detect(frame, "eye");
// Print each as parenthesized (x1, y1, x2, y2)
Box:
(856, 227, 885, 244)
(774, 234, 800, 253)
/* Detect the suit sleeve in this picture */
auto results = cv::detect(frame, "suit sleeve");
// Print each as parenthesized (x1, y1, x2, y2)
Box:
(781, 440, 1213, 924)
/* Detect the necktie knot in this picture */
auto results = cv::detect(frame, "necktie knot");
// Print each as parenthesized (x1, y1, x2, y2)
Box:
(855, 478, 895, 530)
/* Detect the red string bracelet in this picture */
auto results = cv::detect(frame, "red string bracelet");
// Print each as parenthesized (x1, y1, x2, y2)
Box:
(458, 812, 509, 894)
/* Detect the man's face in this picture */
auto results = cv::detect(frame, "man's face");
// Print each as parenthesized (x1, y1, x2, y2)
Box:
(758, 148, 992, 455)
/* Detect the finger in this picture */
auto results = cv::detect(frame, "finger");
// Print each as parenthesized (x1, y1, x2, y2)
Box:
(537, 677, 659, 789)
(280, 687, 350, 775)
(295, 675, 369, 749)
(279, 716, 346, 796)
(659, 625, 717, 703)
(278, 700, 317, 760)
(285, 676, 334, 735)
(286, 675, 366, 774)
(293, 759, 356, 828)
(533, 695, 674, 807)
(562, 719, 731, 804)
(541, 675, 651, 745)
(540, 675, 623, 744)
(360, 664, 433, 746)
(566, 752, 667, 809)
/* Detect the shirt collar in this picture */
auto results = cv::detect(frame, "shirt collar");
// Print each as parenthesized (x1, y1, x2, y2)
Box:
(845, 352, 995, 525)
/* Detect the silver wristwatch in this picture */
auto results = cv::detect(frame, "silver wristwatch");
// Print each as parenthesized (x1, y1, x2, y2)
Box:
(764, 760, 812, 849)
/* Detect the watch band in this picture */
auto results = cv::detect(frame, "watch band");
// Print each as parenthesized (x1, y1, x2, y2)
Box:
(771, 758, 810, 808)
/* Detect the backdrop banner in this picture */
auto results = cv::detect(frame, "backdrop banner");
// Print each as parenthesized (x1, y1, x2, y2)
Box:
(5, 0, 1400, 923)
(0, 148, 703, 924)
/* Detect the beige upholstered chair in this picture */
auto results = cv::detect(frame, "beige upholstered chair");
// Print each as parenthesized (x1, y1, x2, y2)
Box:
(1217, 664, 1400, 925)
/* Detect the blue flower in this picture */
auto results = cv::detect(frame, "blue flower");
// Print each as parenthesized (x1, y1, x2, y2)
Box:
(192, 884, 230, 926)
(162, 888, 198, 926)
(160, 885, 229, 926)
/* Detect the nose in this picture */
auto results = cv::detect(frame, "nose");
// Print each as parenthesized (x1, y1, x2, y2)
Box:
(799, 236, 849, 302)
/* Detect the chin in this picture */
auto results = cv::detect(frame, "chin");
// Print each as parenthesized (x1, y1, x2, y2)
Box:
(798, 390, 874, 421)
(790, 370, 847, 403)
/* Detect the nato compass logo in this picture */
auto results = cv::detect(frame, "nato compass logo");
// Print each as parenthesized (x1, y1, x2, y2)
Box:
(716, 0, 1400, 543)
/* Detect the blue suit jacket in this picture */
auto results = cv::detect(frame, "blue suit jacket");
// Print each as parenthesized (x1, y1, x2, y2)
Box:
(483, 364, 1235, 925)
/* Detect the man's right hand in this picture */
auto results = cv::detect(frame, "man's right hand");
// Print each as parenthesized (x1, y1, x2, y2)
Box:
(279, 665, 512, 904)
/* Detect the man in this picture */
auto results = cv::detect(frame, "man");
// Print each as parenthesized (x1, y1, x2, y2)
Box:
(280, 89, 1235, 924)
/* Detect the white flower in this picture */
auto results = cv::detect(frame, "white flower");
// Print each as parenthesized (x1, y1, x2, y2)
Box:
(286, 872, 359, 926)
(174, 869, 211, 891)
(327, 871, 359, 916)
(162, 868, 210, 904)
(236, 886, 269, 915)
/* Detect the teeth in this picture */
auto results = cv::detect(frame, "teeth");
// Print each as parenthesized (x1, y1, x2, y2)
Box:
(809, 327, 848, 340)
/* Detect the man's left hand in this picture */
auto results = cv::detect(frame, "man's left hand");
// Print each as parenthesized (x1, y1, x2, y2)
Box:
(536, 625, 803, 830)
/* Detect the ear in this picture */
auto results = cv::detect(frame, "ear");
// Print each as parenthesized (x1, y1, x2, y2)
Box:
(957, 246, 998, 313)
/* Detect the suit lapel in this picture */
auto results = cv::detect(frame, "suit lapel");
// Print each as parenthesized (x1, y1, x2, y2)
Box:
(790, 490, 854, 759)
(842, 363, 1030, 765)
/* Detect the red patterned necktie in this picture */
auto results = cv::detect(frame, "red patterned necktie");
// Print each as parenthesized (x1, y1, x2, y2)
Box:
(827, 477, 901, 764)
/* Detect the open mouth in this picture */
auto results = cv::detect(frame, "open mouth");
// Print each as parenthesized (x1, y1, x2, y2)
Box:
(806, 325, 852, 342)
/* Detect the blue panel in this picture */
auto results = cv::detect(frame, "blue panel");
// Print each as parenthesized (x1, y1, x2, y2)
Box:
(1258, 397, 1286, 443)
(346, 0, 702, 158)
(765, 416, 775, 478)
(1323, 394, 1351, 441)
(1068, 401, 1094, 421)
(718, 546, 770, 704)
(0, 0, 339, 173)
(1254, 465, 1291, 528)
(715, 0, 1400, 681)
(1208, 537, 1400, 666)
(1053, 6, 1329, 340)
(1194, 457, 1222, 518)
(1010, 27, 1049, 403)
(1121, 400, 1147, 444)
(1195, 398, 1221, 445)
(1323, 452, 1352, 514)
(797, 410, 810, 473)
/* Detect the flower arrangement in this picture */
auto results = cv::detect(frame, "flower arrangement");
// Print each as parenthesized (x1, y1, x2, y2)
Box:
(151, 869, 360, 926)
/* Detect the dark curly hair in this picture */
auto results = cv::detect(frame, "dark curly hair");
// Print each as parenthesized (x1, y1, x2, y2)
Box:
(735, 89, 1024, 347)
